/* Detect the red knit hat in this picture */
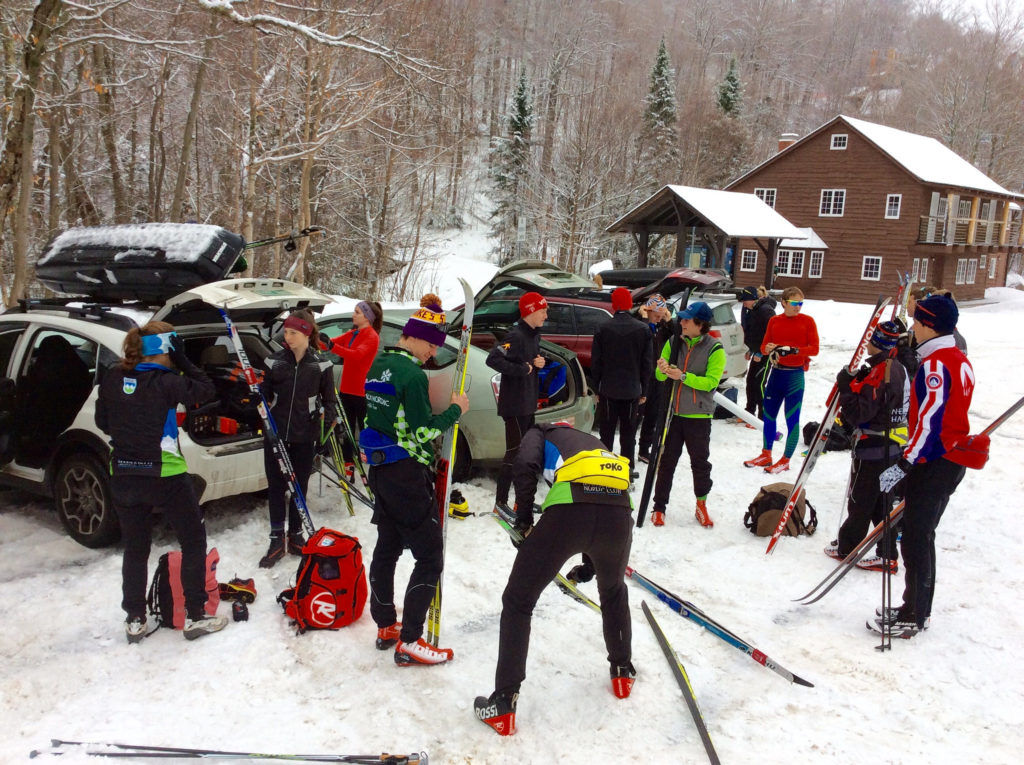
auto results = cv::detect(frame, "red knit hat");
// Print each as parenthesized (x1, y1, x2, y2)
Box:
(519, 291, 548, 318)
(611, 287, 633, 312)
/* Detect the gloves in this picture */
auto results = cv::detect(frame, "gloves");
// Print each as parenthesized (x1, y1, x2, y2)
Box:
(775, 345, 797, 357)
(511, 517, 534, 548)
(169, 335, 202, 378)
(836, 368, 855, 389)
(319, 332, 333, 351)
(879, 459, 910, 493)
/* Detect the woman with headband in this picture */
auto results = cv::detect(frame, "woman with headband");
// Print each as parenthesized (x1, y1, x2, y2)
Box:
(258, 308, 339, 568)
(327, 300, 383, 478)
(95, 321, 227, 642)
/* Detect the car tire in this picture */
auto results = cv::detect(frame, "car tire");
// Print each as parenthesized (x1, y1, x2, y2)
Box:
(452, 431, 472, 483)
(54, 453, 120, 548)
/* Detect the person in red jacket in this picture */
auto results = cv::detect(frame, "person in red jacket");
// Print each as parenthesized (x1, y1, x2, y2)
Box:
(744, 287, 819, 474)
(328, 300, 383, 476)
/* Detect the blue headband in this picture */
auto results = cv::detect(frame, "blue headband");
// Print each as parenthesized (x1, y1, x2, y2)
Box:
(141, 331, 176, 356)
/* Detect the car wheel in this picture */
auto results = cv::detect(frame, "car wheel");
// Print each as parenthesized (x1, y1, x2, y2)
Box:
(452, 431, 472, 483)
(54, 453, 120, 548)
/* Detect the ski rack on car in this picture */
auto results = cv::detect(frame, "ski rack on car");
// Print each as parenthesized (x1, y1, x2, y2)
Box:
(13, 298, 140, 330)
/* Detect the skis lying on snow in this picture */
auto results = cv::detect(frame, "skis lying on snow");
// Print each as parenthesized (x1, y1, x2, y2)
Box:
(32, 739, 427, 763)
(626, 566, 813, 687)
(637, 323, 683, 528)
(796, 393, 1024, 605)
(641, 601, 721, 765)
(220, 307, 316, 538)
(764, 297, 892, 555)
(426, 278, 475, 647)
(491, 513, 602, 613)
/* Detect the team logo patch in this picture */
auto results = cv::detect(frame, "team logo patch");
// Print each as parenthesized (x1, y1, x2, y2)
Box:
(926, 372, 943, 390)
(122, 377, 137, 394)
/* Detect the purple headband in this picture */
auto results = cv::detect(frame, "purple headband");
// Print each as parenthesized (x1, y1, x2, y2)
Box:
(356, 301, 376, 325)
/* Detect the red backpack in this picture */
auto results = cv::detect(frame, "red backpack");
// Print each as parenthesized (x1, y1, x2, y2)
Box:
(147, 548, 221, 629)
(277, 529, 367, 632)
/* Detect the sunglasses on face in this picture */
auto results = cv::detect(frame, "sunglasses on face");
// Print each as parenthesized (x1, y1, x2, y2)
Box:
(787, 300, 804, 307)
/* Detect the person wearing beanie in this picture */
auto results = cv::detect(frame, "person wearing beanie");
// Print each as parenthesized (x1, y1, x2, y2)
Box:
(873, 293, 974, 638)
(744, 287, 819, 474)
(649, 301, 725, 528)
(258, 308, 339, 568)
(328, 299, 383, 476)
(637, 294, 674, 463)
(486, 291, 549, 519)
(825, 320, 910, 572)
(737, 285, 777, 421)
(591, 287, 651, 478)
(361, 294, 470, 665)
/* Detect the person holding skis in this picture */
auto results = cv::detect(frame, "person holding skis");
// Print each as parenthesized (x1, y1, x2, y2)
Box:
(825, 320, 909, 572)
(361, 295, 469, 666)
(486, 291, 547, 519)
(744, 287, 819, 474)
(737, 285, 777, 421)
(637, 294, 674, 463)
(592, 287, 653, 480)
(474, 423, 635, 736)
(258, 309, 338, 568)
(649, 301, 726, 528)
(327, 299, 383, 479)
(96, 321, 228, 642)
(875, 293, 974, 638)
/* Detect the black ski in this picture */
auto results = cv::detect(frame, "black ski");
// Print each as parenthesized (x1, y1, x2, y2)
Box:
(33, 739, 427, 763)
(641, 601, 721, 765)
(637, 320, 682, 528)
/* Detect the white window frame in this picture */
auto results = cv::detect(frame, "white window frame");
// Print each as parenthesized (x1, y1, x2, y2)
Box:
(740, 249, 758, 272)
(885, 194, 902, 220)
(920, 257, 928, 282)
(911, 258, 920, 282)
(830, 134, 848, 150)
(754, 188, 777, 209)
(955, 258, 967, 284)
(775, 249, 790, 276)
(808, 250, 824, 278)
(861, 256, 882, 281)
(819, 189, 846, 217)
(989, 256, 998, 279)
(776, 249, 805, 278)
(979, 253, 987, 268)
(966, 258, 978, 284)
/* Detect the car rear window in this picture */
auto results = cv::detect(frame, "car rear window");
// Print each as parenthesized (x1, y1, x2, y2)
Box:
(574, 306, 611, 334)
(710, 303, 736, 325)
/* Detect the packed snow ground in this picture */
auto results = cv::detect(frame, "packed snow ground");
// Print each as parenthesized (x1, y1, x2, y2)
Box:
(2, 259, 1023, 763)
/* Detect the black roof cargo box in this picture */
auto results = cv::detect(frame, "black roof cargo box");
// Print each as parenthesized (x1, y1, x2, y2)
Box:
(36, 223, 245, 303)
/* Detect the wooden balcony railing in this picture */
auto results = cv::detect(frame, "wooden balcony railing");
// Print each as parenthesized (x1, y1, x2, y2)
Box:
(918, 216, 1009, 245)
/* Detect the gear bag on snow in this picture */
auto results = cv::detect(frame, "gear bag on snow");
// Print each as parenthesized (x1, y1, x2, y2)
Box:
(744, 483, 818, 538)
(554, 448, 631, 490)
(277, 528, 367, 632)
(147, 548, 221, 629)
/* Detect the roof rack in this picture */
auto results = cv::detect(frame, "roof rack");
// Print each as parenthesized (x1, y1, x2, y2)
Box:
(13, 298, 139, 331)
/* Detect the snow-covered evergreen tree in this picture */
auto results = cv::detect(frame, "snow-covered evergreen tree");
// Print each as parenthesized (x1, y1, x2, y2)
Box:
(490, 69, 535, 264)
(717, 58, 742, 116)
(636, 38, 679, 193)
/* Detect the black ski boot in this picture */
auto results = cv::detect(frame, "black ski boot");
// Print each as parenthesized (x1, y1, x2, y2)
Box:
(474, 689, 518, 736)
(259, 531, 286, 569)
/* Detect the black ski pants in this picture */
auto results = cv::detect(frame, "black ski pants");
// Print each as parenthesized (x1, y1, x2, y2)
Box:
(744, 355, 768, 418)
(264, 439, 316, 534)
(494, 502, 633, 695)
(495, 414, 535, 504)
(637, 381, 666, 455)
(899, 457, 965, 627)
(653, 416, 713, 512)
(367, 459, 443, 644)
(115, 473, 208, 621)
(837, 457, 900, 560)
(598, 396, 640, 470)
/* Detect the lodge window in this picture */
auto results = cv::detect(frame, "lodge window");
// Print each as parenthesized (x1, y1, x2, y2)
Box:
(861, 256, 882, 281)
(911, 258, 920, 282)
(966, 259, 977, 284)
(989, 257, 998, 279)
(920, 258, 928, 282)
(830, 134, 848, 150)
(754, 188, 777, 209)
(979, 253, 987, 268)
(885, 194, 901, 220)
(955, 258, 967, 284)
(775, 249, 804, 278)
(819, 189, 846, 216)
(740, 249, 758, 272)
(808, 251, 824, 278)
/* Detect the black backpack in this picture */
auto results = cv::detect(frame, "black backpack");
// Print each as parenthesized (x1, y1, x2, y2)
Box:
(802, 419, 853, 452)
(744, 483, 818, 537)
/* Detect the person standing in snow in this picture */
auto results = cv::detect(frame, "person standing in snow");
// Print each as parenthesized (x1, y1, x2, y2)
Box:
(875, 294, 974, 638)
(744, 287, 819, 474)
(486, 291, 547, 520)
(95, 321, 228, 643)
(474, 423, 635, 736)
(637, 294, 674, 463)
(592, 287, 653, 479)
(258, 309, 338, 568)
(361, 295, 469, 666)
(826, 320, 909, 572)
(649, 302, 725, 528)
(737, 285, 777, 421)
(327, 300, 383, 479)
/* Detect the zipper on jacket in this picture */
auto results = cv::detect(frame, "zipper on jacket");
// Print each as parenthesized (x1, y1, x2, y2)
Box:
(285, 356, 300, 442)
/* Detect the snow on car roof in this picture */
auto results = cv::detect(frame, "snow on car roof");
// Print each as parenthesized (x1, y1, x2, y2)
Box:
(37, 223, 228, 265)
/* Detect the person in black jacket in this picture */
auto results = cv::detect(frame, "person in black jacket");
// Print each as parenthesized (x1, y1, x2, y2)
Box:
(592, 287, 653, 476)
(258, 308, 339, 568)
(474, 423, 634, 737)
(826, 321, 909, 570)
(95, 321, 227, 643)
(486, 291, 547, 519)
(637, 294, 674, 463)
(737, 286, 777, 420)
